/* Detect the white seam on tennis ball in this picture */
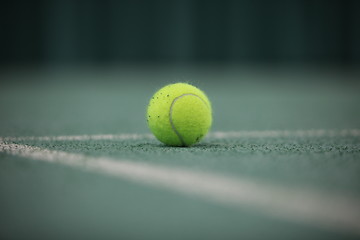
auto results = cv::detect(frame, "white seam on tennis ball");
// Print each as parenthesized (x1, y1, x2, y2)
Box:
(169, 93, 209, 146)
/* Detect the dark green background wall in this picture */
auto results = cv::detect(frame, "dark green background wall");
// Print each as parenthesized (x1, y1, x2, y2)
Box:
(1, 0, 359, 65)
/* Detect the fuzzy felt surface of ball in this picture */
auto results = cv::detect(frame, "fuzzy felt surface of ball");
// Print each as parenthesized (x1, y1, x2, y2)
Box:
(147, 83, 212, 147)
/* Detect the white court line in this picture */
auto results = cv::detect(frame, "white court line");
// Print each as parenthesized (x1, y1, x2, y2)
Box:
(0, 133, 154, 142)
(1, 129, 360, 142)
(0, 141, 360, 235)
(210, 129, 360, 138)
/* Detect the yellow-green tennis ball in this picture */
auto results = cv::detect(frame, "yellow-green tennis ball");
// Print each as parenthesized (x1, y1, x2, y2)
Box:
(147, 83, 212, 147)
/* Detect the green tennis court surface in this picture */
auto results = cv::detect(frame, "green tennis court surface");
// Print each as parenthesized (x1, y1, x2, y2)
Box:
(1, 66, 360, 239)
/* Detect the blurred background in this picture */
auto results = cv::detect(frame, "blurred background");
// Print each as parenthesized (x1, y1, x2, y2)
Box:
(1, 0, 360, 137)
(1, 0, 359, 67)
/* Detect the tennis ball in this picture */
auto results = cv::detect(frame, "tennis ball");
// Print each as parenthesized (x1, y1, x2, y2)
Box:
(147, 83, 212, 147)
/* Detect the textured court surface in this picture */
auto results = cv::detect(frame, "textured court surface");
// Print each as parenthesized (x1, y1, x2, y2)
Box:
(0, 67, 360, 239)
